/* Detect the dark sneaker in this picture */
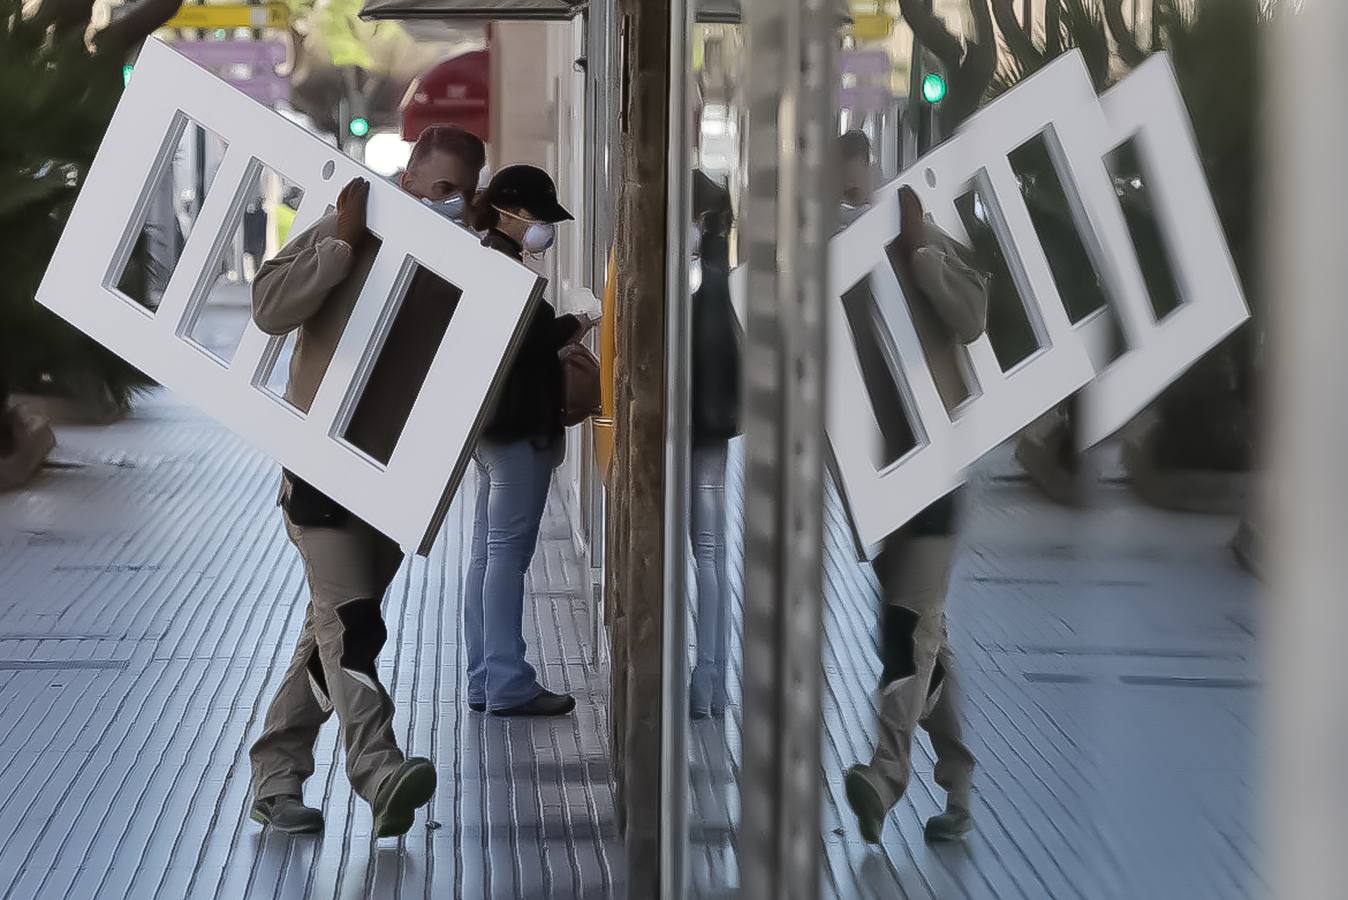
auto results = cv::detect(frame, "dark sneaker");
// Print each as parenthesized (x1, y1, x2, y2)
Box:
(372, 757, 437, 838)
(468, 700, 486, 713)
(844, 765, 887, 845)
(250, 795, 324, 835)
(924, 804, 973, 843)
(491, 689, 576, 718)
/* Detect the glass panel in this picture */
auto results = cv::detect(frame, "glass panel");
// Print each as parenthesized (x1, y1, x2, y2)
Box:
(1107, 137, 1184, 322)
(108, 114, 226, 313)
(1008, 130, 1109, 324)
(955, 183, 1040, 370)
(185, 162, 304, 364)
(257, 332, 298, 401)
(841, 277, 920, 468)
(259, 232, 382, 415)
(687, 17, 748, 899)
(341, 261, 462, 465)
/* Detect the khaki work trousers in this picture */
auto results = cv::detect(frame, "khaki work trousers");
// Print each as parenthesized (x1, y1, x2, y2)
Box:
(865, 528, 976, 812)
(249, 510, 406, 804)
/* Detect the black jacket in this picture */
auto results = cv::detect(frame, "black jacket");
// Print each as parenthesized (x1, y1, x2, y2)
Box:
(691, 232, 742, 445)
(480, 230, 579, 443)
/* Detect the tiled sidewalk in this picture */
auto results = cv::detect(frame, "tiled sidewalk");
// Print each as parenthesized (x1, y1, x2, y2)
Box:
(0, 393, 618, 900)
(0, 389, 1260, 899)
(689, 444, 1261, 900)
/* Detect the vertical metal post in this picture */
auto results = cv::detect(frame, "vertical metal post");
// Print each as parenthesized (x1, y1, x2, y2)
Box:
(660, 0, 692, 895)
(1267, 3, 1348, 898)
(739, 0, 832, 897)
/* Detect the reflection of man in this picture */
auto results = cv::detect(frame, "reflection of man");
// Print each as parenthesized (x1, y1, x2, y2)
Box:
(243, 195, 267, 279)
(246, 125, 486, 837)
(843, 185, 983, 846)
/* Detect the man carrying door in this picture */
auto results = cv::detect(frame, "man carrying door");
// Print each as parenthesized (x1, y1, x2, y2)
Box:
(246, 125, 486, 837)
(841, 179, 984, 845)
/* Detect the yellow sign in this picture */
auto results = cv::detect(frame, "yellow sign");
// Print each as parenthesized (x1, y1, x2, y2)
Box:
(849, 12, 893, 42)
(165, 3, 290, 30)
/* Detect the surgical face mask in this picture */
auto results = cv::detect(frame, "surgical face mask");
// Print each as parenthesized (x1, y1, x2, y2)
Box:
(521, 221, 556, 255)
(421, 193, 466, 222)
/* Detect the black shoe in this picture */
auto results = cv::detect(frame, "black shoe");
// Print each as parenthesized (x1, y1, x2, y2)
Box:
(924, 804, 973, 843)
(372, 757, 437, 838)
(844, 765, 887, 845)
(468, 700, 486, 713)
(490, 689, 576, 718)
(250, 794, 324, 835)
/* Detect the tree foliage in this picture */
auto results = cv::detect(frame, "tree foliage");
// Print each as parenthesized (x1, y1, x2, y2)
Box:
(282, 0, 477, 136)
(0, 0, 182, 411)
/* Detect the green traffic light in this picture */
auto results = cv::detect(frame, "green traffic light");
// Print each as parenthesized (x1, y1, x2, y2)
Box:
(348, 116, 370, 138)
(921, 72, 947, 104)
(122, 64, 133, 86)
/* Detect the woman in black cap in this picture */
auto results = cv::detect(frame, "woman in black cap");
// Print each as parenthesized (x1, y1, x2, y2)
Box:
(688, 170, 741, 719)
(462, 165, 591, 718)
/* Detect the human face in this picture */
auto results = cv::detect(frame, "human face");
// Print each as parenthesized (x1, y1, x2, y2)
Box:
(400, 148, 479, 206)
(495, 206, 558, 256)
(493, 205, 534, 244)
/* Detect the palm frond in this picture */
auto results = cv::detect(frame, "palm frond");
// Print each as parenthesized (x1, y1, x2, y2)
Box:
(1061, 0, 1112, 90)
(0, 0, 155, 404)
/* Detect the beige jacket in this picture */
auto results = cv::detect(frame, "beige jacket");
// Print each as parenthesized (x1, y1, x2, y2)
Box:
(896, 217, 989, 412)
(253, 212, 368, 414)
(253, 212, 459, 464)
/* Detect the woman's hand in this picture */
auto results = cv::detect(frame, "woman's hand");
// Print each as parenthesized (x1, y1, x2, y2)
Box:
(572, 312, 600, 342)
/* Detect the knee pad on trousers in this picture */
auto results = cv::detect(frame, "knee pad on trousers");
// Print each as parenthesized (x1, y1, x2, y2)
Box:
(336, 597, 388, 692)
(880, 605, 921, 688)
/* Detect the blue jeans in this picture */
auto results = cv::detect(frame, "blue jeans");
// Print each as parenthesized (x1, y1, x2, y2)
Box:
(689, 442, 729, 715)
(465, 437, 559, 710)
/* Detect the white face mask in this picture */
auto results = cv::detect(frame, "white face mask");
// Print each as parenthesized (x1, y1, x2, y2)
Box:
(421, 193, 466, 222)
(521, 221, 556, 255)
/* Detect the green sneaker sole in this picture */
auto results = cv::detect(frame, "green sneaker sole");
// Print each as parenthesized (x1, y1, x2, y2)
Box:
(373, 760, 437, 838)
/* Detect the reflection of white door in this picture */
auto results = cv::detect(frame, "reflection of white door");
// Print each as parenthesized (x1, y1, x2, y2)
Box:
(37, 39, 545, 554)
(731, 51, 1248, 557)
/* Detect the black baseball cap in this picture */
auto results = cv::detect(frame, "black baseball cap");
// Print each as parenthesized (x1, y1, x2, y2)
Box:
(483, 164, 573, 223)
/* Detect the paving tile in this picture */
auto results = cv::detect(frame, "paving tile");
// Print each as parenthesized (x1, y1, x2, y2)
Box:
(687, 443, 1261, 900)
(0, 393, 619, 900)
